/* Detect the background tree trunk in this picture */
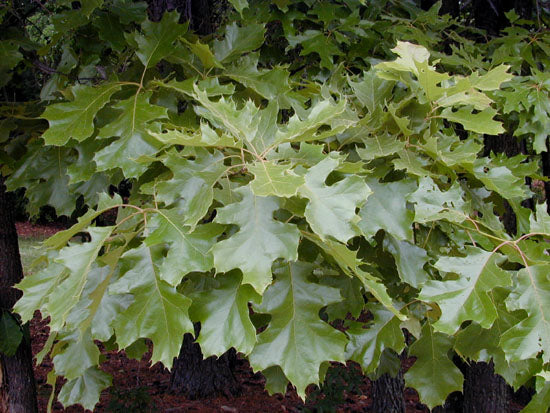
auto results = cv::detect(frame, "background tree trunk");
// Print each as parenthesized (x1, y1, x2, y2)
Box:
(372, 370, 405, 413)
(420, 0, 459, 17)
(463, 361, 509, 413)
(0, 176, 38, 413)
(144, 0, 240, 400)
(169, 330, 240, 399)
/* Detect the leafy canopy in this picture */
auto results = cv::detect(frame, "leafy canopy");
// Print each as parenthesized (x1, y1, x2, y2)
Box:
(3, 1, 550, 411)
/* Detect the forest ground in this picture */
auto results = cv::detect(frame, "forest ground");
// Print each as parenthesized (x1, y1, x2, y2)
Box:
(16, 222, 523, 413)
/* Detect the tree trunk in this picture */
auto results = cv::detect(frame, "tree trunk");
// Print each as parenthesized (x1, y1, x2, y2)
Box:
(542, 140, 550, 213)
(372, 370, 405, 413)
(0, 176, 38, 413)
(420, 0, 459, 17)
(145, 0, 237, 400)
(169, 330, 240, 399)
(463, 361, 509, 413)
(146, 0, 211, 31)
(473, 0, 533, 35)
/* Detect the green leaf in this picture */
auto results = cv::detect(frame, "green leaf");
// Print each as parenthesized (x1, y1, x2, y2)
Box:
(44, 193, 122, 248)
(307, 235, 404, 319)
(212, 186, 300, 294)
(358, 179, 416, 241)
(93, 12, 126, 52)
(0, 311, 22, 356)
(57, 367, 111, 411)
(154, 77, 235, 98)
(184, 39, 223, 69)
(145, 212, 222, 286)
(213, 22, 266, 63)
(276, 99, 350, 143)
(135, 12, 187, 68)
(150, 123, 239, 148)
(53, 331, 99, 380)
(404, 324, 463, 410)
(349, 70, 394, 114)
(421, 133, 483, 168)
(41, 83, 122, 146)
(95, 92, 168, 178)
(110, 245, 194, 368)
(455, 318, 542, 390)
(268, 142, 326, 166)
(346, 304, 405, 373)
(470, 65, 513, 91)
(262, 366, 289, 395)
(407, 177, 469, 224)
(530, 203, 550, 235)
(249, 161, 305, 197)
(376, 41, 449, 101)
(0, 40, 22, 87)
(501, 265, 550, 363)
(111, 0, 147, 24)
(471, 158, 529, 199)
(78, 266, 133, 342)
(384, 236, 429, 288)
(288, 30, 343, 70)
(516, 93, 550, 154)
(227, 0, 248, 15)
(420, 247, 511, 334)
(440, 107, 504, 135)
(249, 262, 347, 399)
(356, 133, 406, 161)
(14, 258, 69, 323)
(225, 54, 293, 107)
(190, 271, 260, 357)
(47, 226, 114, 331)
(521, 375, 550, 413)
(299, 154, 371, 243)
(192, 85, 263, 150)
(155, 148, 226, 228)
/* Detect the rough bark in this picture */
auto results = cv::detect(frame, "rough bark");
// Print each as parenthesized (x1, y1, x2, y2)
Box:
(420, 0, 459, 17)
(483, 134, 531, 235)
(0, 176, 38, 413)
(146, 0, 212, 33)
(147, 0, 191, 22)
(542, 140, 550, 213)
(169, 330, 240, 399)
(463, 361, 509, 413)
(372, 370, 405, 413)
(473, 0, 534, 35)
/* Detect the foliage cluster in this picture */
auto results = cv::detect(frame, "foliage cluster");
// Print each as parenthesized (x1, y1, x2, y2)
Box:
(3, 0, 550, 411)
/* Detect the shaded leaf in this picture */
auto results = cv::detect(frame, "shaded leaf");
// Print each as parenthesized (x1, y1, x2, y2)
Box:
(95, 92, 168, 178)
(404, 324, 463, 410)
(346, 304, 405, 373)
(155, 148, 226, 228)
(358, 179, 416, 241)
(249, 161, 305, 197)
(501, 265, 550, 363)
(249, 262, 347, 399)
(58, 367, 111, 411)
(420, 248, 511, 334)
(47, 226, 114, 331)
(299, 155, 371, 243)
(111, 245, 194, 368)
(135, 11, 187, 68)
(146, 211, 223, 286)
(0, 311, 22, 356)
(212, 186, 300, 294)
(190, 271, 260, 357)
(384, 236, 429, 288)
(213, 22, 265, 63)
(41, 83, 122, 146)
